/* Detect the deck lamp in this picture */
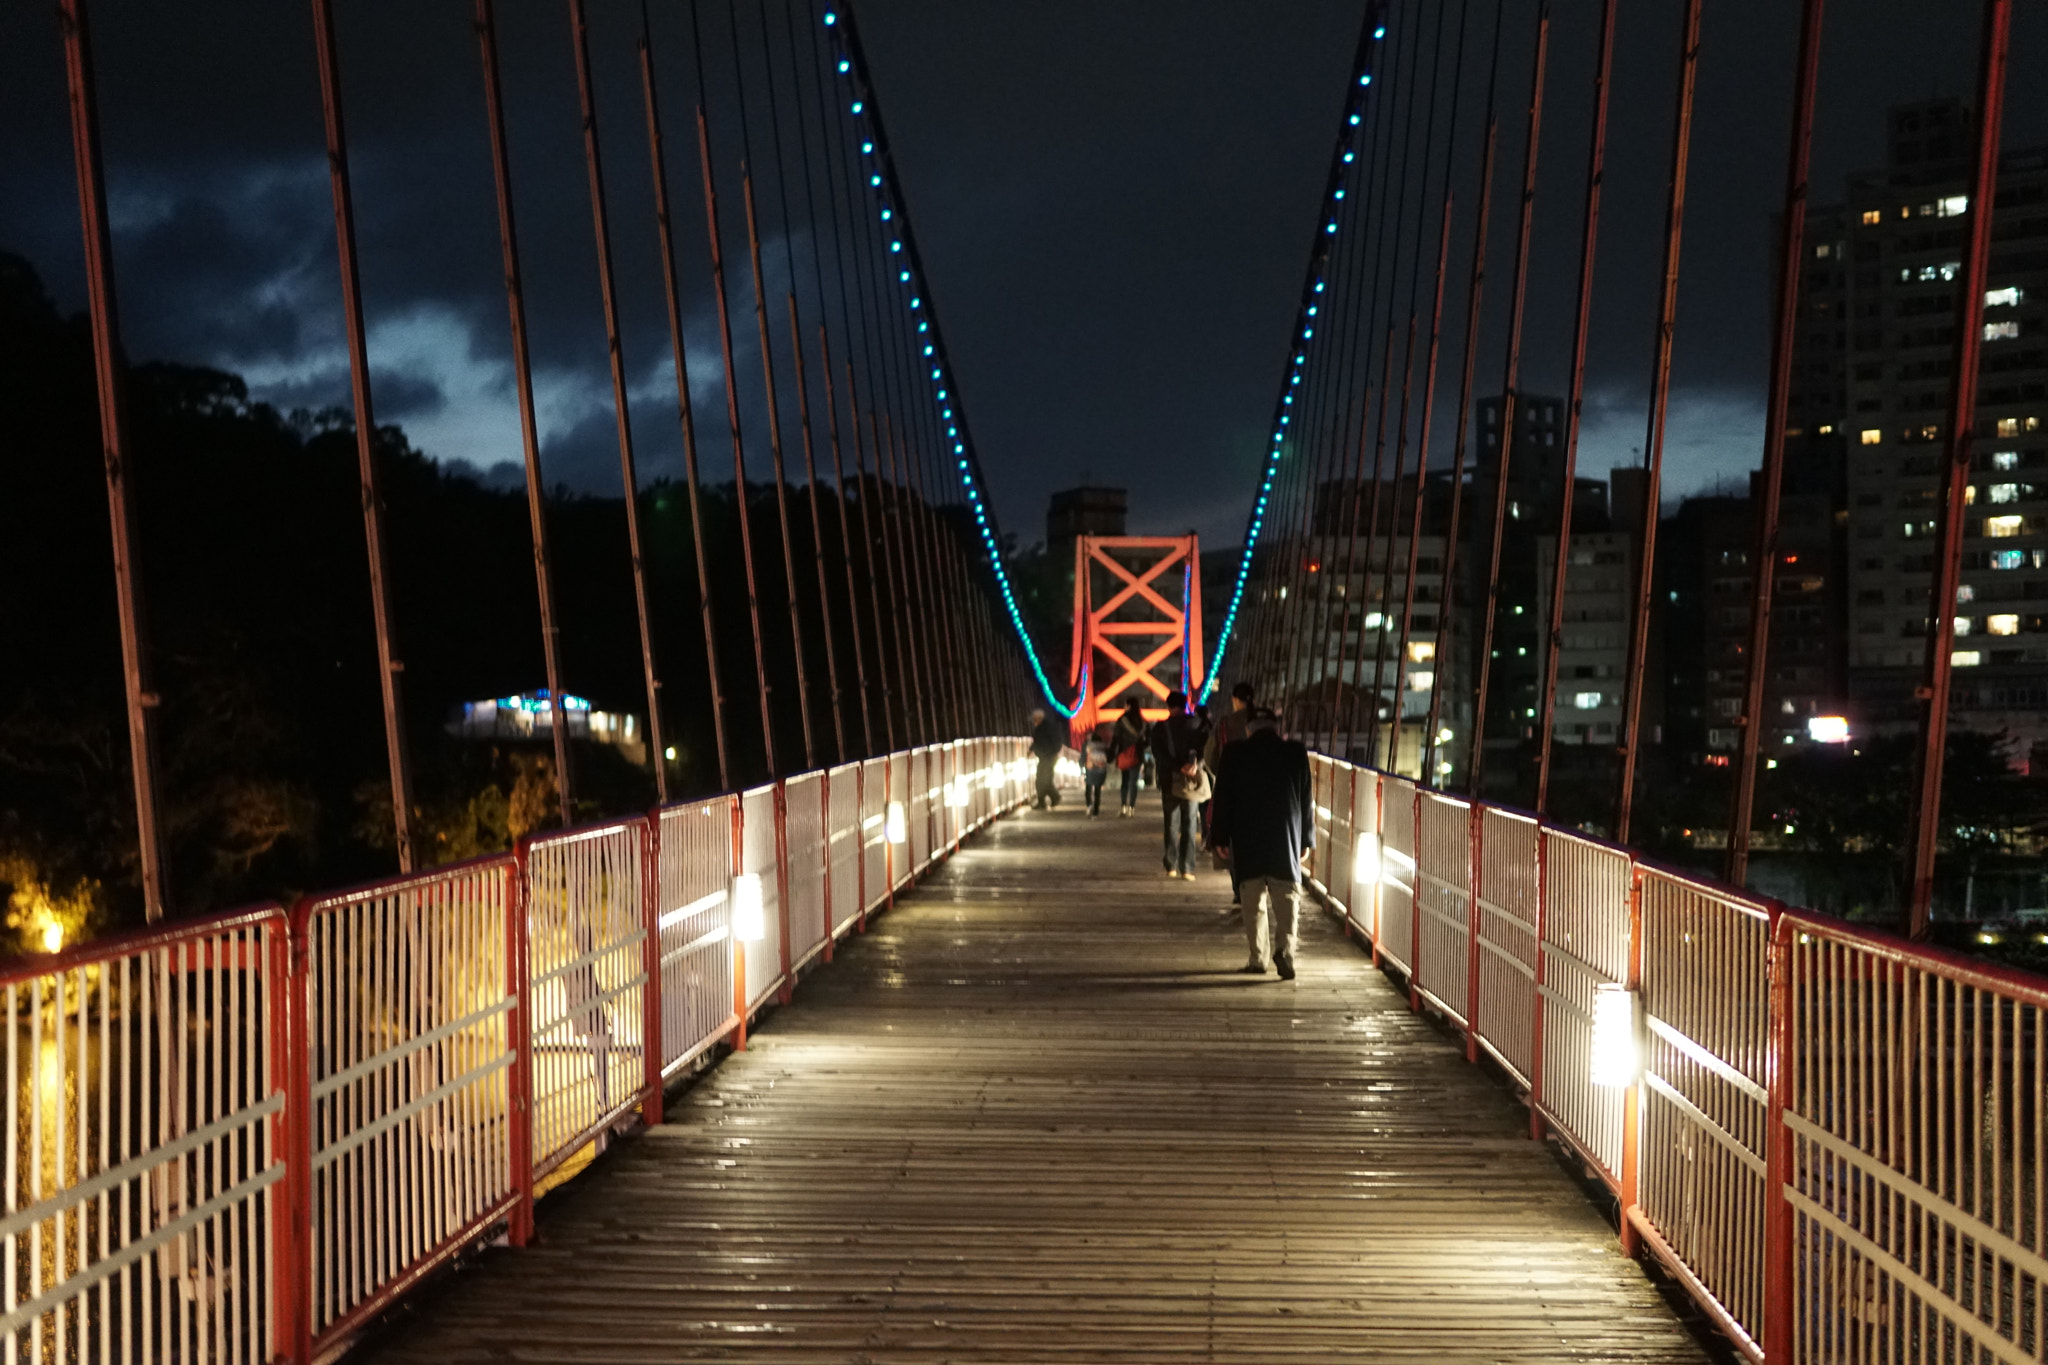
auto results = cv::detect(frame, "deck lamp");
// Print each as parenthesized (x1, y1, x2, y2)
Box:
(731, 873, 766, 943)
(885, 801, 908, 845)
(1353, 832, 1380, 888)
(1590, 984, 1641, 1089)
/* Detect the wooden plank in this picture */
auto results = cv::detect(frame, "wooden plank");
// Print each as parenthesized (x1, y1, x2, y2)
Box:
(360, 803, 1711, 1364)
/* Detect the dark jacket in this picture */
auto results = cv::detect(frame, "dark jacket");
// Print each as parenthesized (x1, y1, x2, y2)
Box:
(1149, 713, 1208, 800)
(1209, 729, 1315, 882)
(1111, 712, 1148, 762)
(1029, 714, 1066, 759)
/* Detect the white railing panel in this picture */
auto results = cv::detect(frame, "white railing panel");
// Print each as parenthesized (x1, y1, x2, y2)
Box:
(861, 756, 890, 912)
(1377, 776, 1417, 974)
(1637, 866, 1772, 1351)
(1538, 828, 1630, 1186)
(1413, 791, 1472, 1023)
(1, 908, 286, 1365)
(826, 764, 862, 937)
(655, 799, 735, 1074)
(739, 785, 783, 1012)
(782, 773, 827, 971)
(1475, 808, 1539, 1086)
(522, 821, 647, 1179)
(301, 861, 517, 1348)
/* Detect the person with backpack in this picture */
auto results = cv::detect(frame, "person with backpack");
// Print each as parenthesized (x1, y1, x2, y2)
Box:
(1028, 707, 1066, 810)
(1082, 723, 1112, 817)
(1150, 691, 1208, 880)
(1110, 699, 1148, 816)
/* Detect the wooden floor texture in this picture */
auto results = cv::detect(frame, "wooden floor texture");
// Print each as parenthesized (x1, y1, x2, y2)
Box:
(362, 798, 1712, 1364)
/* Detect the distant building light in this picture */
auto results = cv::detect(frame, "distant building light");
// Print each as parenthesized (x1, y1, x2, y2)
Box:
(1952, 650, 1984, 668)
(1806, 716, 1850, 744)
(1860, 429, 1883, 446)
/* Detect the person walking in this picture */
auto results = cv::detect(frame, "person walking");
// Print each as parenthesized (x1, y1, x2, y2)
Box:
(1110, 699, 1148, 816)
(1082, 723, 1111, 817)
(1204, 682, 1259, 902)
(1209, 707, 1314, 980)
(1150, 691, 1207, 879)
(1028, 706, 1066, 809)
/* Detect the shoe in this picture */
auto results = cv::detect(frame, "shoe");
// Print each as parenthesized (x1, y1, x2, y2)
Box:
(1238, 961, 1266, 975)
(1275, 954, 1296, 981)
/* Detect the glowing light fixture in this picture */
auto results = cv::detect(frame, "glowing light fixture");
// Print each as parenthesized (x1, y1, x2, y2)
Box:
(1806, 715, 1850, 744)
(1352, 832, 1381, 887)
(1589, 984, 1640, 1088)
(731, 873, 766, 943)
(885, 801, 908, 845)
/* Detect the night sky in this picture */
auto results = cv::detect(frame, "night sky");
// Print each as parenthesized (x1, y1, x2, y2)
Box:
(3, 0, 2043, 553)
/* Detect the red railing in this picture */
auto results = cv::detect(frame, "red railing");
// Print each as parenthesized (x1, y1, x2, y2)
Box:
(1, 738, 1037, 1364)
(1305, 750, 2048, 1364)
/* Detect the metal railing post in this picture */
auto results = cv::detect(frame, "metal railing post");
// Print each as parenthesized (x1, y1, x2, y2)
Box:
(640, 818, 664, 1127)
(505, 854, 536, 1245)
(775, 781, 794, 1004)
(1618, 861, 1645, 1257)
(276, 902, 313, 1365)
(1465, 802, 1483, 1063)
(1763, 909, 1794, 1360)
(1528, 828, 1548, 1142)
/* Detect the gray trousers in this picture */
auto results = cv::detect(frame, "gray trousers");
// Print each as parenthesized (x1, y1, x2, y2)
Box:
(1240, 874, 1301, 967)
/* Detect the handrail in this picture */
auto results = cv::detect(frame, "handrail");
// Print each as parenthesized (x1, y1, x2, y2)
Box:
(1, 738, 1038, 1364)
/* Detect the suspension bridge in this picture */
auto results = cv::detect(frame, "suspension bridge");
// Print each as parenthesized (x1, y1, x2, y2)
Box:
(8, 1, 2044, 1363)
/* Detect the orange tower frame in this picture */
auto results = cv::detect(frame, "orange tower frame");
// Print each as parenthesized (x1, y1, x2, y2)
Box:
(1069, 535, 1205, 737)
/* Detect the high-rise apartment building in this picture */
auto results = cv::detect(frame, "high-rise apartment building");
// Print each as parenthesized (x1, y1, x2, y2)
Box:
(1790, 98, 2048, 760)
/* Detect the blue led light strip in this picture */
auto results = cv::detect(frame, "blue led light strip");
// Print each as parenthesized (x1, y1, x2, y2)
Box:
(821, 5, 1081, 717)
(1199, 9, 1391, 703)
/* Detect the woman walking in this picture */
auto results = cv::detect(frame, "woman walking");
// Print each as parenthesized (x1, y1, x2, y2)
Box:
(1083, 724, 1111, 817)
(1111, 699, 1148, 817)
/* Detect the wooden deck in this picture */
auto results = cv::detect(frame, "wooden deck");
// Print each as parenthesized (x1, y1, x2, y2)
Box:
(362, 799, 1713, 1363)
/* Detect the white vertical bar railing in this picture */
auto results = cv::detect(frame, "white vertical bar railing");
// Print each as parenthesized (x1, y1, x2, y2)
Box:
(1635, 865, 1773, 1356)
(782, 772, 828, 972)
(738, 785, 783, 1013)
(654, 799, 737, 1076)
(0, 906, 288, 1365)
(519, 820, 648, 1179)
(861, 755, 891, 913)
(1474, 808, 1540, 1086)
(1536, 828, 1631, 1183)
(826, 763, 863, 938)
(1376, 775, 1417, 974)
(1776, 909, 2048, 1365)
(1412, 790, 1473, 1024)
(296, 859, 518, 1354)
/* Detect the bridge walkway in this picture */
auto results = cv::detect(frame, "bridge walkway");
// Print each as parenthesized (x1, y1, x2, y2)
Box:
(362, 799, 1711, 1363)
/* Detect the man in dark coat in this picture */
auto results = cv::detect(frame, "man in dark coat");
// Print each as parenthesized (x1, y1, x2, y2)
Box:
(1148, 691, 1206, 878)
(1208, 707, 1314, 979)
(1028, 707, 1066, 809)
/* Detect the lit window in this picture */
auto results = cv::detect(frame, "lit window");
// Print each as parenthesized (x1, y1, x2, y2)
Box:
(1861, 429, 1883, 445)
(1999, 418, 2022, 437)
(1862, 209, 1883, 225)
(1818, 424, 1834, 434)
(1986, 320, 2021, 341)
(1957, 584, 1976, 603)
(1991, 482, 2022, 503)
(1994, 450, 2021, 470)
(1407, 641, 1435, 663)
(1814, 243, 1831, 259)
(1954, 617, 1974, 636)
(1966, 485, 1979, 505)
(1938, 195, 1969, 217)
(1406, 670, 1434, 691)
(1951, 650, 1983, 667)
(1910, 262, 1961, 282)
(1806, 715, 1850, 744)
(1573, 692, 1603, 710)
(1989, 614, 2020, 636)
(1987, 286, 2024, 308)
(1993, 549, 2026, 570)
(1987, 515, 2025, 538)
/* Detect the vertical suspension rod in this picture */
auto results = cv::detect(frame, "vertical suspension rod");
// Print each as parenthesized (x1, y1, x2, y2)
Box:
(1904, 0, 2011, 938)
(1532, 0, 1618, 816)
(476, 0, 575, 827)
(1614, 0, 1703, 841)
(58, 0, 170, 919)
(570, 0, 669, 803)
(1724, 0, 1826, 888)
(1467, 0, 1552, 797)
(638, 0, 731, 791)
(311, 0, 417, 867)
